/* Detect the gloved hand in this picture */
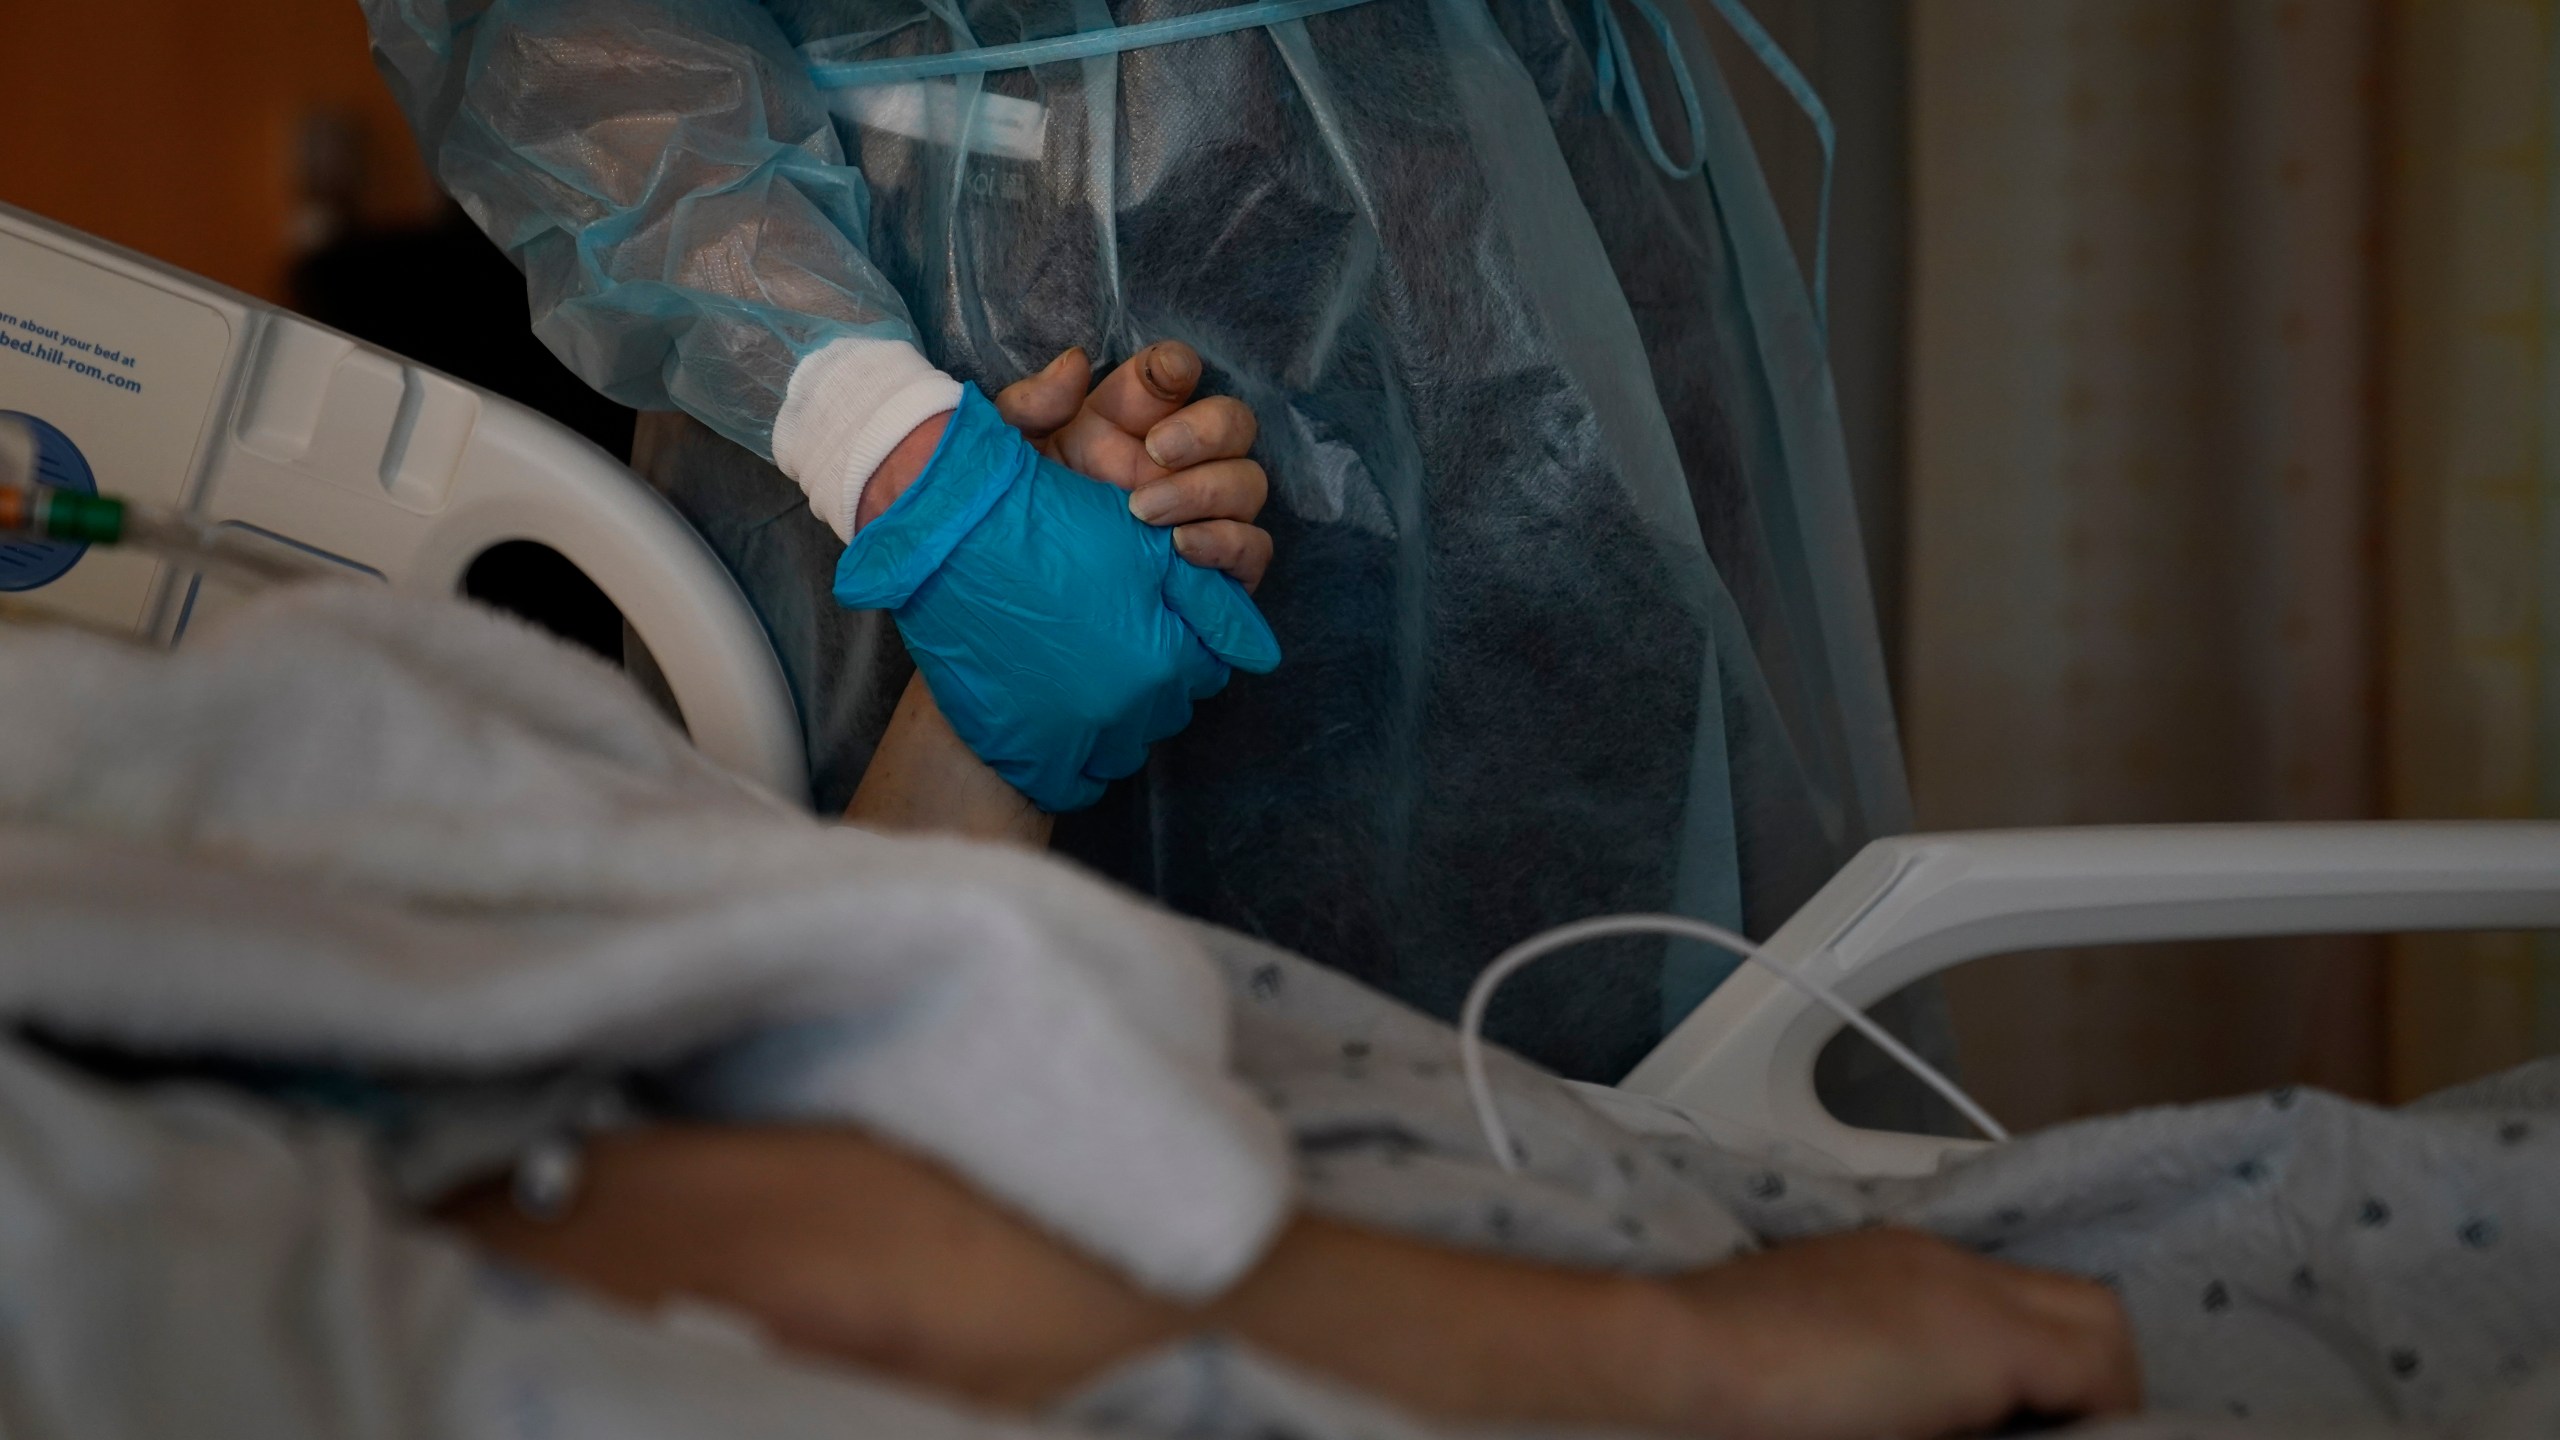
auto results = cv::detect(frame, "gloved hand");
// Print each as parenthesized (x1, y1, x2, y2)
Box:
(833, 384, 1281, 812)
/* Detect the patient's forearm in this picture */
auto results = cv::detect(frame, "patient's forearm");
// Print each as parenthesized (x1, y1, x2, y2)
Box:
(443, 1127, 1165, 1407)
(1205, 1211, 1687, 1428)
(441, 1127, 2136, 1439)
(845, 675, 1053, 846)
(440, 1126, 1677, 1424)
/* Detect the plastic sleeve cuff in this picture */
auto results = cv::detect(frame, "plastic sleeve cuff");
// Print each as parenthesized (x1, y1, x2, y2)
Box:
(772, 336, 966, 543)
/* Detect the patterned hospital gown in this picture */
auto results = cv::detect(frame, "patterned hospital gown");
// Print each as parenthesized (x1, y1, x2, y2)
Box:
(1150, 926, 2560, 1439)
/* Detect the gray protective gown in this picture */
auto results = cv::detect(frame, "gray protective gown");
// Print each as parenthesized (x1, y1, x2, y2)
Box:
(362, 0, 1915, 1082)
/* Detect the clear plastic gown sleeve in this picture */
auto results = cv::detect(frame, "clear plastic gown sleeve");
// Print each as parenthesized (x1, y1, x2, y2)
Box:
(360, 0, 927, 456)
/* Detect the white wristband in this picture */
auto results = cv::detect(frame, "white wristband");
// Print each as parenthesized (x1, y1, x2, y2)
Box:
(772, 337, 966, 543)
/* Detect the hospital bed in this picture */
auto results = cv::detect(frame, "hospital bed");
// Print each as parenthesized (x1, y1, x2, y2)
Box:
(7, 200, 2558, 1179)
(0, 202, 804, 801)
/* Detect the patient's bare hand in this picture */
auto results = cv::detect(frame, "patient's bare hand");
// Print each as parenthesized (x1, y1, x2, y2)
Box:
(1664, 1227, 2140, 1440)
(994, 342, 1273, 590)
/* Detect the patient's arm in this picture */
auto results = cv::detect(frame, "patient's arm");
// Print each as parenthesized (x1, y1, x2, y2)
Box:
(846, 676, 1053, 845)
(444, 1126, 2137, 1440)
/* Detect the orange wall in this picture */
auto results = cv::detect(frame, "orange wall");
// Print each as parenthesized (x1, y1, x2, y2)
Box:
(0, 1, 439, 300)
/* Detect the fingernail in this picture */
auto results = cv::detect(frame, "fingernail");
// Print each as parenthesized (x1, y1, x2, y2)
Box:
(1045, 347, 1084, 376)
(1171, 526, 1204, 559)
(1142, 344, 1198, 399)
(1146, 420, 1197, 469)
(1130, 484, 1179, 523)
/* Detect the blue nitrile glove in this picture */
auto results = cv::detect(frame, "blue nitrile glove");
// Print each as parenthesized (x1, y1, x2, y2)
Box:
(833, 384, 1282, 812)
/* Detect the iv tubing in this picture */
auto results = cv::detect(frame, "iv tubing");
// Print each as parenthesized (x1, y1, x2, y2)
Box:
(1458, 914, 2008, 1174)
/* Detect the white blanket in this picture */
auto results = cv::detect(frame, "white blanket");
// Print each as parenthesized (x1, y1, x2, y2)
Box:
(8, 586, 2560, 1440)
(0, 585, 1289, 1299)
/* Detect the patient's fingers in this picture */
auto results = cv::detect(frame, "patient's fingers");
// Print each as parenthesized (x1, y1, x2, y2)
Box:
(1088, 340, 1201, 430)
(1145, 394, 1258, 471)
(1665, 1227, 2140, 1440)
(994, 348, 1092, 442)
(2012, 1267, 2132, 1332)
(1168, 520, 1273, 592)
(1130, 458, 1269, 527)
(2008, 1273, 2143, 1419)
(1052, 343, 1201, 488)
(2011, 1316, 2143, 1428)
(1060, 390, 1263, 493)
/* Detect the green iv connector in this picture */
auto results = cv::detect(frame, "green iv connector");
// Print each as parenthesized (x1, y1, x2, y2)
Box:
(0, 483, 124, 547)
(3, 463, 337, 588)
(37, 489, 125, 546)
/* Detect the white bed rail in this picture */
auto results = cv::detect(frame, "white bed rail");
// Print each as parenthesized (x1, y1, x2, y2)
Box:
(1619, 822, 2560, 1176)
(0, 201, 808, 805)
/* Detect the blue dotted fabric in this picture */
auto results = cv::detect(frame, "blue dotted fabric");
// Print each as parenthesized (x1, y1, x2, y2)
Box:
(1194, 921, 2560, 1433)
